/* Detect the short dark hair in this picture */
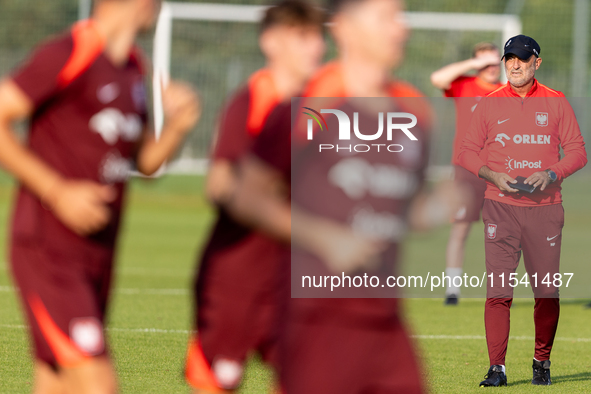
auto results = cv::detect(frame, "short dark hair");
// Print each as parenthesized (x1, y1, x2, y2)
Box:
(472, 42, 499, 57)
(260, 0, 326, 33)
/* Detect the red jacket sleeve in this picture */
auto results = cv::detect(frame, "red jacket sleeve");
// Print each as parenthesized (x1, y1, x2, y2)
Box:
(548, 97, 588, 180)
(458, 99, 488, 176)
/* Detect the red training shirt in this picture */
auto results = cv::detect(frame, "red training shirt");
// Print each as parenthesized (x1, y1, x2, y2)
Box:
(458, 79, 587, 207)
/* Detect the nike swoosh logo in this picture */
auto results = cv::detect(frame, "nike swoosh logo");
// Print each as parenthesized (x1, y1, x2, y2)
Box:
(498, 118, 510, 124)
(97, 83, 120, 104)
(547, 234, 559, 241)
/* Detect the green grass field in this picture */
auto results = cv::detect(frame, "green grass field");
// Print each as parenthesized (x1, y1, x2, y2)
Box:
(1, 173, 590, 393)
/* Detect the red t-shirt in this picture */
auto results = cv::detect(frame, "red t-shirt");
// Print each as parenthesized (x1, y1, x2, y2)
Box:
(10, 20, 148, 257)
(459, 79, 587, 206)
(444, 76, 503, 165)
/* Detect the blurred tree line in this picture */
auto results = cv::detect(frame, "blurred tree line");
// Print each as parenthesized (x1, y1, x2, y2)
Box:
(0, 0, 588, 161)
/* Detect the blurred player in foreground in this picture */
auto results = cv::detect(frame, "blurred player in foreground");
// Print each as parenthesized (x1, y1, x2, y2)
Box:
(431, 42, 503, 305)
(228, 0, 465, 392)
(459, 35, 587, 387)
(0, 0, 200, 392)
(184, 1, 325, 392)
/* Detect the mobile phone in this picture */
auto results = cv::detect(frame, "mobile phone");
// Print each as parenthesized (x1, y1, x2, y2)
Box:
(512, 176, 536, 193)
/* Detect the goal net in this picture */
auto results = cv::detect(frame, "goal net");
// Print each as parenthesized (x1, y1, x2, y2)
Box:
(152, 2, 521, 174)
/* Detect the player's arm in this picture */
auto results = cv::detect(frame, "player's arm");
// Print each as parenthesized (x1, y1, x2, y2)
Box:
(136, 82, 201, 176)
(203, 92, 251, 205)
(524, 98, 588, 190)
(230, 155, 386, 273)
(477, 165, 517, 193)
(430, 54, 499, 90)
(0, 79, 116, 235)
(229, 154, 291, 242)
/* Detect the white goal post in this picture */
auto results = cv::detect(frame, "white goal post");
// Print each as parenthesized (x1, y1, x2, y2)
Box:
(152, 2, 521, 176)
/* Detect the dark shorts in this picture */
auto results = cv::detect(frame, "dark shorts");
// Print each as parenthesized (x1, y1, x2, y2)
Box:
(453, 165, 487, 223)
(186, 232, 286, 390)
(280, 310, 426, 394)
(482, 199, 564, 298)
(10, 241, 114, 368)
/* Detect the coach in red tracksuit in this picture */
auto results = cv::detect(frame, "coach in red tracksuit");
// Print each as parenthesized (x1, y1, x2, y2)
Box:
(459, 35, 587, 387)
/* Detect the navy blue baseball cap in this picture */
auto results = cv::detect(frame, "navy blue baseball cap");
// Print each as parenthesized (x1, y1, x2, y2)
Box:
(501, 35, 540, 60)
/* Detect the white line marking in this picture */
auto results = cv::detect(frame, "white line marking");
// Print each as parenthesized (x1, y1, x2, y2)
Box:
(0, 286, 189, 296)
(116, 288, 189, 295)
(412, 334, 591, 342)
(0, 324, 192, 335)
(1, 324, 589, 342)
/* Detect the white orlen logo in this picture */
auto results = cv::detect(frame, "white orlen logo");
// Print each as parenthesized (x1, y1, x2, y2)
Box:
(97, 83, 120, 104)
(495, 133, 511, 147)
(536, 112, 548, 127)
(504, 156, 542, 172)
(89, 108, 142, 145)
(328, 158, 419, 200)
(302, 107, 418, 153)
(70, 317, 104, 355)
(495, 133, 551, 147)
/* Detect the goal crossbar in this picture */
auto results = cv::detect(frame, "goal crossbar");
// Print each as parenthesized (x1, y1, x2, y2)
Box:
(152, 2, 521, 138)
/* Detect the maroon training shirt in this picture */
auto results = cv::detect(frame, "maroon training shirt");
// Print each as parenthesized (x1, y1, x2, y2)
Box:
(198, 69, 282, 288)
(10, 20, 147, 257)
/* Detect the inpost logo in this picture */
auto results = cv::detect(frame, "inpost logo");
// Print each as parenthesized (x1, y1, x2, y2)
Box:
(504, 156, 542, 172)
(302, 107, 418, 153)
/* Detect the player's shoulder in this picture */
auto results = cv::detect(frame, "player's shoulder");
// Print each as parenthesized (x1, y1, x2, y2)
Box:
(53, 20, 105, 88)
(247, 68, 275, 95)
(245, 68, 279, 119)
(25, 28, 75, 61)
(453, 75, 476, 85)
(220, 84, 251, 118)
(245, 68, 282, 135)
(537, 82, 565, 97)
(485, 83, 510, 97)
(303, 62, 346, 97)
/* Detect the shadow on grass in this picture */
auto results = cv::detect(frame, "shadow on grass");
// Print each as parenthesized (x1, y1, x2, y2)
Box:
(509, 371, 591, 387)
